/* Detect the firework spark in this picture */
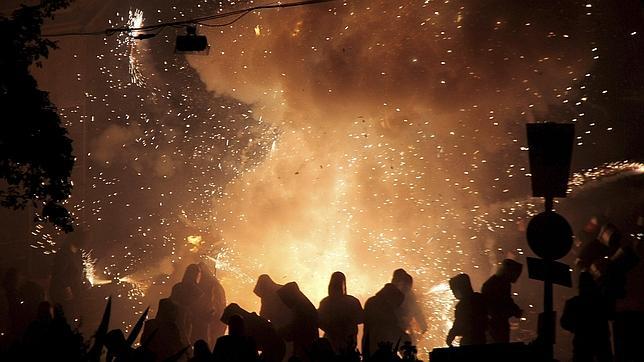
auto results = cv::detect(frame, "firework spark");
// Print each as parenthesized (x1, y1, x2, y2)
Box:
(27, 0, 644, 355)
(126, 9, 146, 87)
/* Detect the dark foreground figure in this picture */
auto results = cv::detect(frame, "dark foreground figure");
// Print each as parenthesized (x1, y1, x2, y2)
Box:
(362, 283, 406, 360)
(446, 273, 486, 347)
(212, 314, 258, 362)
(481, 259, 523, 343)
(221, 303, 285, 362)
(318, 272, 364, 354)
(277, 282, 319, 362)
(560, 272, 612, 362)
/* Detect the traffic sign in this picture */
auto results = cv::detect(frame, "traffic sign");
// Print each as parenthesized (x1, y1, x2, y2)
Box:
(526, 123, 574, 198)
(527, 211, 573, 260)
(526, 257, 572, 287)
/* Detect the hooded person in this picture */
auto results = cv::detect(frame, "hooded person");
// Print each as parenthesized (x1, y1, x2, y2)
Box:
(481, 259, 523, 343)
(277, 282, 318, 361)
(317, 272, 364, 354)
(254, 274, 293, 332)
(212, 314, 258, 362)
(560, 272, 613, 362)
(49, 236, 87, 317)
(189, 339, 212, 362)
(142, 298, 189, 362)
(21, 301, 54, 360)
(446, 273, 487, 346)
(221, 303, 285, 362)
(362, 283, 406, 359)
(170, 264, 206, 343)
(195, 261, 227, 345)
(391, 269, 427, 342)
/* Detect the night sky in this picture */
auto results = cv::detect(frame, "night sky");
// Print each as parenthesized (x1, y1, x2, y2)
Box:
(2, 0, 643, 356)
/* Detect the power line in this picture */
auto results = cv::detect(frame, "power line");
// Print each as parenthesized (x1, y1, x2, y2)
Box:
(196, 10, 252, 28)
(43, 0, 335, 38)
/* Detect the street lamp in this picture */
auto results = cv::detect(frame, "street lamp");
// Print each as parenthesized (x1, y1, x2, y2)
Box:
(175, 25, 209, 54)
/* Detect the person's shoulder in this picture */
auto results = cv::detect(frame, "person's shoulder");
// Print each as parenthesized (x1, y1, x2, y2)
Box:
(565, 295, 582, 305)
(215, 335, 232, 344)
(363, 296, 376, 310)
(470, 292, 486, 305)
(472, 291, 484, 299)
(171, 281, 183, 290)
(346, 294, 362, 305)
(348, 294, 360, 301)
(482, 275, 500, 288)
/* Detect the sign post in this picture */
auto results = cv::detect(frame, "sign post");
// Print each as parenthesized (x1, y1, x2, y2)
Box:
(525, 123, 575, 361)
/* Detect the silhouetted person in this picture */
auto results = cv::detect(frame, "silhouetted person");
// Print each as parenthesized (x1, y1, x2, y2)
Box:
(309, 338, 336, 362)
(49, 237, 87, 317)
(561, 272, 612, 362)
(254, 274, 293, 331)
(221, 303, 285, 362)
(2, 267, 20, 342)
(318, 271, 364, 354)
(142, 298, 188, 362)
(212, 314, 258, 362)
(31, 302, 84, 361)
(481, 259, 523, 343)
(362, 283, 406, 360)
(2, 268, 45, 342)
(277, 282, 318, 362)
(21, 301, 54, 360)
(194, 261, 227, 345)
(171, 264, 205, 343)
(391, 269, 427, 342)
(18, 279, 45, 324)
(368, 341, 402, 362)
(611, 233, 644, 362)
(188, 339, 212, 362)
(446, 273, 487, 346)
(20, 301, 82, 361)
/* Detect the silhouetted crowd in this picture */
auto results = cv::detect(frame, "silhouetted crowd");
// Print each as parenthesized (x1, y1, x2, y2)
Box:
(0, 257, 429, 362)
(1, 219, 643, 361)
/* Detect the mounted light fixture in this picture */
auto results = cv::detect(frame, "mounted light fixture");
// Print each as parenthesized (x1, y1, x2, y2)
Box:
(175, 25, 209, 54)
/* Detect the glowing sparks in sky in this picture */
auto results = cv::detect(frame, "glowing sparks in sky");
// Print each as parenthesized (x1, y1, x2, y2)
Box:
(27, 0, 644, 354)
(126, 9, 146, 87)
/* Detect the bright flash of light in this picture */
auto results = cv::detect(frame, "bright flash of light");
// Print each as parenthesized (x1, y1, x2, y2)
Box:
(126, 8, 145, 87)
(118, 275, 148, 300)
(187, 235, 203, 252)
(427, 282, 457, 347)
(82, 249, 98, 286)
(82, 249, 112, 286)
(203, 121, 479, 351)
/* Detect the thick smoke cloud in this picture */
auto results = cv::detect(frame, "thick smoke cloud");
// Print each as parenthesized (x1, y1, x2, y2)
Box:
(15, 0, 640, 353)
(185, 1, 602, 348)
(191, 1, 593, 132)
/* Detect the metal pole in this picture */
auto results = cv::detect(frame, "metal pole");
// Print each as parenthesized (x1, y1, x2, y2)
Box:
(543, 196, 554, 361)
(545, 197, 553, 213)
(543, 262, 554, 360)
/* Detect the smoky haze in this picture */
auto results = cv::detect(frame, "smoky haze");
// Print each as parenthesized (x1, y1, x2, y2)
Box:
(8, 0, 641, 353)
(185, 0, 605, 349)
